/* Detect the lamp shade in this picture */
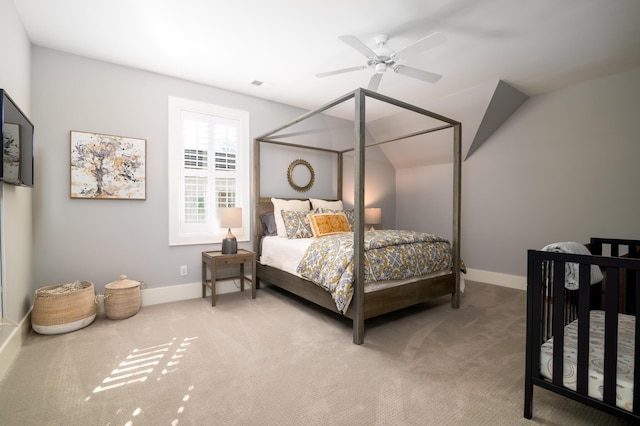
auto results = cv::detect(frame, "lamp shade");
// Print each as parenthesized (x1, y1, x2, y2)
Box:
(364, 207, 382, 225)
(218, 207, 242, 229)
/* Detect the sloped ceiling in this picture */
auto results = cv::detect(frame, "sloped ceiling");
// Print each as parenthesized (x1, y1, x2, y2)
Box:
(367, 80, 528, 168)
(465, 80, 529, 160)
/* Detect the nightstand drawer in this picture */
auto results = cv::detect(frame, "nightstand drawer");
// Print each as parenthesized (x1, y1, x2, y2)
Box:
(220, 256, 251, 265)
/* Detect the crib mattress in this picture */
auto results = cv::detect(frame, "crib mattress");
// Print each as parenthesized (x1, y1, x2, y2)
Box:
(540, 310, 635, 412)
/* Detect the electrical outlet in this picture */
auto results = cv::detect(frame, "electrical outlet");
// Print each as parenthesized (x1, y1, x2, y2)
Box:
(180, 265, 188, 276)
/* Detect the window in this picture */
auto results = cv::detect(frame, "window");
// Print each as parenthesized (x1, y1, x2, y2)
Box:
(168, 97, 250, 246)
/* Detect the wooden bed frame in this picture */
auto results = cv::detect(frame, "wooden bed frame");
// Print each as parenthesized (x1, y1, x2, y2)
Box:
(255, 198, 457, 318)
(252, 89, 462, 344)
(524, 237, 640, 422)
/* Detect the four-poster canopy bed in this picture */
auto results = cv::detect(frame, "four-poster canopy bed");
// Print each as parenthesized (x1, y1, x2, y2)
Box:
(252, 88, 462, 344)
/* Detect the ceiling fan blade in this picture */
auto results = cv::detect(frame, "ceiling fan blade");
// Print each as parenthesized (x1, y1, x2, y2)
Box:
(367, 73, 383, 91)
(394, 32, 447, 59)
(338, 35, 377, 58)
(316, 65, 367, 78)
(394, 65, 442, 83)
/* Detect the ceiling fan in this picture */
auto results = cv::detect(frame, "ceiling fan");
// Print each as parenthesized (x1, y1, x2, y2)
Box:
(316, 32, 447, 92)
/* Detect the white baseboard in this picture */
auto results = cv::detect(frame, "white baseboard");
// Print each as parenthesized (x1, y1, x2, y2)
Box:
(464, 268, 526, 291)
(0, 308, 32, 381)
(140, 279, 246, 307)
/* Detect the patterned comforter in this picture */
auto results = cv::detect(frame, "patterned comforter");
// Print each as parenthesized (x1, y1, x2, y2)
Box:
(296, 230, 452, 313)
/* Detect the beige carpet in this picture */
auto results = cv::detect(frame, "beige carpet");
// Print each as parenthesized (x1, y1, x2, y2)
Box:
(0, 281, 633, 425)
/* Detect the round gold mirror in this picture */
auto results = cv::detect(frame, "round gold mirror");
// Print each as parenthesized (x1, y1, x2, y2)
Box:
(287, 159, 315, 192)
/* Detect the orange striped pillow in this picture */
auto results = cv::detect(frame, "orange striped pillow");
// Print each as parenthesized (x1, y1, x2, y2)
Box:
(307, 213, 351, 237)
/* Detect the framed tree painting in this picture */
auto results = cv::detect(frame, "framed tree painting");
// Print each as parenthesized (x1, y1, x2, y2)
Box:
(70, 131, 146, 200)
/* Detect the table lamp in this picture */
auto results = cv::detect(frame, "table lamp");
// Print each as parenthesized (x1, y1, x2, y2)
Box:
(364, 207, 382, 231)
(218, 207, 242, 254)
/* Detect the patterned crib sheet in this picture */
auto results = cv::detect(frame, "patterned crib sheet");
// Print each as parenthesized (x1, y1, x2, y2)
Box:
(540, 310, 635, 412)
(296, 230, 452, 313)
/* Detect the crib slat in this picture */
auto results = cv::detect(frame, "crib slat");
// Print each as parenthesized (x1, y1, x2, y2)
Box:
(603, 267, 619, 406)
(543, 259, 552, 341)
(552, 260, 566, 386)
(576, 263, 591, 395)
(634, 270, 640, 415)
(628, 245, 638, 314)
(611, 243, 620, 257)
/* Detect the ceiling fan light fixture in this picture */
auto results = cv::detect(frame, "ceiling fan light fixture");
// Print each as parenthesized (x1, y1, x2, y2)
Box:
(319, 32, 446, 85)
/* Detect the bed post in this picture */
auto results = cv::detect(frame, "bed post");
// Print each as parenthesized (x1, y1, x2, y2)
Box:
(253, 138, 261, 273)
(452, 123, 462, 309)
(353, 89, 366, 345)
(337, 152, 343, 201)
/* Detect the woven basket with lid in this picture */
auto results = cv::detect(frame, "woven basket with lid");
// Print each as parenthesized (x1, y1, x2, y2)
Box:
(104, 275, 142, 320)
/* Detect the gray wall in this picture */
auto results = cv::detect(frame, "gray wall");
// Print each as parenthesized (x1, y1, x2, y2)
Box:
(397, 163, 452, 240)
(342, 149, 397, 229)
(397, 67, 640, 278)
(31, 47, 320, 292)
(31, 47, 396, 293)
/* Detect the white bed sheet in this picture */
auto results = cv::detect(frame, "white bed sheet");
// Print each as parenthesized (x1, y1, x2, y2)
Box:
(540, 310, 635, 412)
(259, 236, 313, 277)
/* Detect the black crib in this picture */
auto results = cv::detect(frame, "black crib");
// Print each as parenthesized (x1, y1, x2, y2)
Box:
(524, 238, 640, 422)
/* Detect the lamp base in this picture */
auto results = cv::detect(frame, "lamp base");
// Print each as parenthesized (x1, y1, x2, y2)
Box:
(221, 230, 237, 254)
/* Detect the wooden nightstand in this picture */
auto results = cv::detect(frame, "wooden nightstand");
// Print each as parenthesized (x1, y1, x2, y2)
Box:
(201, 249, 256, 306)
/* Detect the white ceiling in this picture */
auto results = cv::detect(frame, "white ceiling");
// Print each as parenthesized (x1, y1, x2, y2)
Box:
(13, 0, 640, 121)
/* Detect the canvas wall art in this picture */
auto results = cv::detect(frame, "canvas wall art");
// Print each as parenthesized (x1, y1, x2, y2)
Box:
(70, 131, 146, 199)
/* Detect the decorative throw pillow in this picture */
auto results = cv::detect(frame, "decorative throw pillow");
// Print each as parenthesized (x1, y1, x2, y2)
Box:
(271, 198, 310, 237)
(310, 198, 344, 211)
(260, 212, 277, 236)
(342, 209, 355, 229)
(281, 210, 313, 239)
(307, 212, 351, 237)
(317, 208, 355, 230)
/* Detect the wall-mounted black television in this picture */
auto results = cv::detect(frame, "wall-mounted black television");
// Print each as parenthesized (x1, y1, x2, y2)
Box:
(1, 89, 34, 187)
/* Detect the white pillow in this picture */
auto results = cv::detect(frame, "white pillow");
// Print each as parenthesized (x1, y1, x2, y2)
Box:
(309, 198, 343, 211)
(271, 198, 310, 237)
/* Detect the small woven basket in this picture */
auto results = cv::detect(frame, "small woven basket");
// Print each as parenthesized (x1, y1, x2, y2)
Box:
(32, 281, 97, 335)
(104, 275, 142, 320)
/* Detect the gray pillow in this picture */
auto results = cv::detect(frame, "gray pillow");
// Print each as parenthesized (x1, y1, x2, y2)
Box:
(260, 212, 277, 236)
